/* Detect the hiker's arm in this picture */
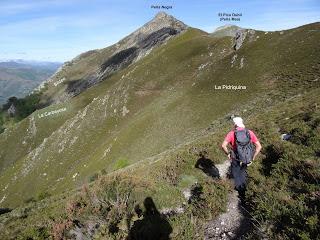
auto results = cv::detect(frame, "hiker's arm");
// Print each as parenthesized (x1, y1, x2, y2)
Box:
(252, 141, 262, 161)
(221, 140, 231, 160)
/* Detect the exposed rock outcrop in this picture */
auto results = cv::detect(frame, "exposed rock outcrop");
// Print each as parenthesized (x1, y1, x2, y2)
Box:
(211, 25, 258, 51)
(7, 104, 16, 116)
(233, 30, 247, 50)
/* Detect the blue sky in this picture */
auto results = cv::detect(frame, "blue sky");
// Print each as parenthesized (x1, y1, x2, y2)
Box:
(0, 0, 319, 62)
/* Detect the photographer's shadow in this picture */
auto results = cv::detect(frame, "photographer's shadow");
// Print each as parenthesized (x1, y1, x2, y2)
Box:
(127, 197, 172, 240)
(195, 153, 220, 179)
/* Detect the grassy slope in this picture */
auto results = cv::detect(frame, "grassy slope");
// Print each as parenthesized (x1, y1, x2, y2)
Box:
(0, 23, 319, 208)
(245, 90, 320, 240)
(0, 28, 233, 207)
(1, 87, 319, 240)
(0, 22, 318, 236)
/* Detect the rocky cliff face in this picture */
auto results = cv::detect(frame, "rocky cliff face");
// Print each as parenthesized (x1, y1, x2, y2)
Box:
(40, 12, 188, 104)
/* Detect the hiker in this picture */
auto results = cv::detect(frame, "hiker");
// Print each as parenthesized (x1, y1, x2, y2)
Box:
(221, 117, 262, 199)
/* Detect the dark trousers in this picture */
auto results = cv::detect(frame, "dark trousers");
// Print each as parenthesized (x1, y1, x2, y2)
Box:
(231, 160, 247, 192)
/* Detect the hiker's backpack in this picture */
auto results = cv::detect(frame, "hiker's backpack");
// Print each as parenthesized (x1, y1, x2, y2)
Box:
(234, 129, 254, 164)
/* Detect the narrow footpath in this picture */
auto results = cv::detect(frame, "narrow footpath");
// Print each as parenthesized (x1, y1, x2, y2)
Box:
(204, 160, 252, 240)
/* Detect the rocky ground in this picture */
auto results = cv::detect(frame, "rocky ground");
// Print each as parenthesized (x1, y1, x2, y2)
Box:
(204, 160, 253, 240)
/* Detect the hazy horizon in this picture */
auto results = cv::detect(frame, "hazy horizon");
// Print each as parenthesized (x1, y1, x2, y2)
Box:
(1, 0, 319, 62)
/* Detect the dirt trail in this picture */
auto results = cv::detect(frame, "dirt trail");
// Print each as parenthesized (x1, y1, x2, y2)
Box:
(204, 160, 252, 240)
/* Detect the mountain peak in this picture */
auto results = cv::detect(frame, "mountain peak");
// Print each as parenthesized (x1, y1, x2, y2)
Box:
(117, 12, 188, 50)
(154, 11, 170, 19)
(214, 24, 241, 32)
(146, 11, 188, 31)
(211, 24, 243, 37)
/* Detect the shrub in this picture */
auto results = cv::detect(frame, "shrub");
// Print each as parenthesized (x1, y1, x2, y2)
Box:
(53, 175, 150, 239)
(51, 218, 73, 240)
(246, 106, 320, 240)
(20, 226, 50, 240)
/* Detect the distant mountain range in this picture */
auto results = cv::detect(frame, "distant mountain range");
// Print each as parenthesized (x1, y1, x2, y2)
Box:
(0, 60, 61, 104)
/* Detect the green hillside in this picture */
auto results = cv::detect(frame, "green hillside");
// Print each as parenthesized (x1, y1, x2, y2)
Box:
(1, 87, 319, 240)
(0, 17, 319, 239)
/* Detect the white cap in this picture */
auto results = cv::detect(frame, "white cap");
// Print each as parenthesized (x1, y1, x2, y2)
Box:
(232, 117, 245, 128)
